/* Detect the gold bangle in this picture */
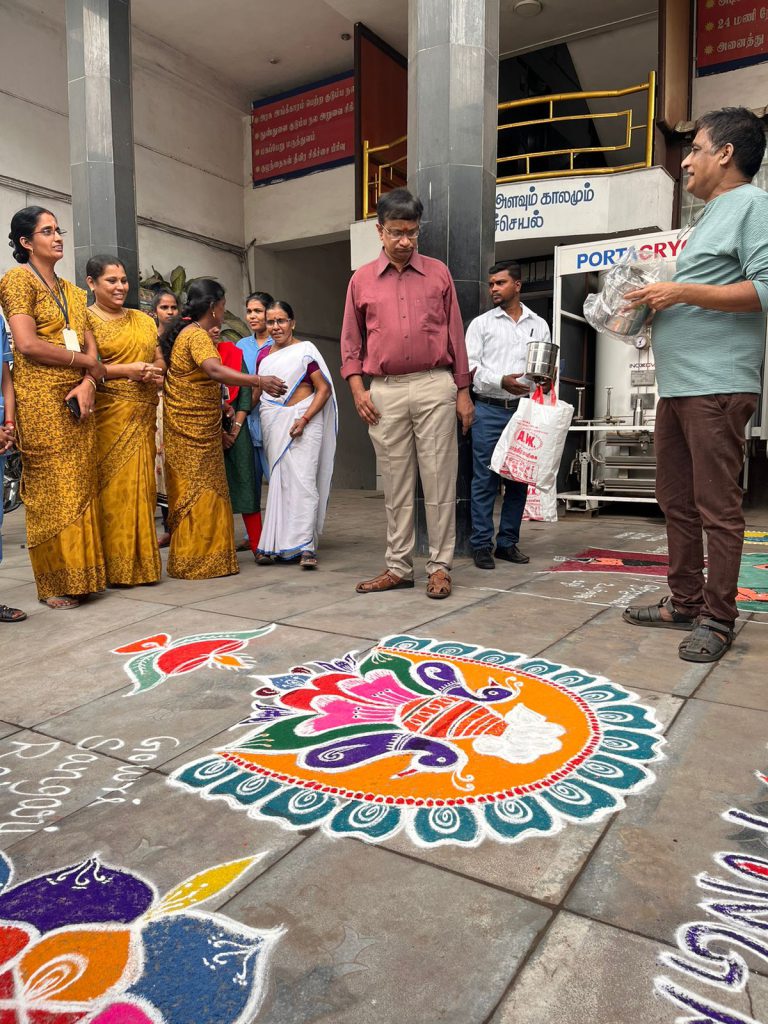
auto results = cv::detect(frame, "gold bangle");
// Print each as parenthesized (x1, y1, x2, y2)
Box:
(84, 375, 98, 390)
(68, 351, 76, 367)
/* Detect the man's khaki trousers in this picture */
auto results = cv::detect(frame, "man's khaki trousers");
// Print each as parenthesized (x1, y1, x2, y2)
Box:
(368, 368, 458, 579)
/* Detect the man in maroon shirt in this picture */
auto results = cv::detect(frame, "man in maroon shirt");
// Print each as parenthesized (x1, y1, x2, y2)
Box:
(341, 188, 474, 599)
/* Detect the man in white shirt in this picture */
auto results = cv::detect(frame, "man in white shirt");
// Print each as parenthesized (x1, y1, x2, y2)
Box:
(466, 261, 551, 569)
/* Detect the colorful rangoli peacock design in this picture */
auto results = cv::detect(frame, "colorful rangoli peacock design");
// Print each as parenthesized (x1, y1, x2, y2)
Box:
(171, 635, 664, 847)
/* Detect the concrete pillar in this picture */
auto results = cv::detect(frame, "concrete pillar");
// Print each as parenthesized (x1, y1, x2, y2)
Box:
(408, 0, 500, 555)
(65, 0, 139, 307)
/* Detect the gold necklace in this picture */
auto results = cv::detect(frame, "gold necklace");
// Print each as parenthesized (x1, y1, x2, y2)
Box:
(91, 302, 127, 322)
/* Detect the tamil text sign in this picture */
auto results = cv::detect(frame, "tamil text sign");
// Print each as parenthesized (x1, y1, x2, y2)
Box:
(495, 168, 674, 244)
(696, 0, 768, 76)
(251, 71, 354, 187)
(496, 181, 598, 239)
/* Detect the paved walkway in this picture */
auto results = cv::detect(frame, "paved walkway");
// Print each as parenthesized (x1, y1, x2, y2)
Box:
(1, 491, 767, 1023)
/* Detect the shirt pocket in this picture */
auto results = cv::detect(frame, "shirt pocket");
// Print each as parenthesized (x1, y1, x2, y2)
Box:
(414, 285, 446, 330)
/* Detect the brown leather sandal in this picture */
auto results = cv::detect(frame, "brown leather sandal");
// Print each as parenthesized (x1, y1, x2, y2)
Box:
(678, 618, 734, 663)
(426, 570, 452, 599)
(356, 569, 414, 594)
(622, 595, 696, 630)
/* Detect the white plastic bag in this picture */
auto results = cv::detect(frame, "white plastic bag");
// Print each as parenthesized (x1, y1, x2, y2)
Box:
(523, 485, 558, 523)
(490, 387, 574, 493)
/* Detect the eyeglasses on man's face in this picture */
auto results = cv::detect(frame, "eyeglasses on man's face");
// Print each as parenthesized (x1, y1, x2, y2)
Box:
(382, 227, 420, 241)
(33, 226, 67, 238)
(266, 317, 291, 326)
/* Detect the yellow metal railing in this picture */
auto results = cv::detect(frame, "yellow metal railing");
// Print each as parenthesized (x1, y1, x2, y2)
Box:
(361, 72, 656, 216)
(362, 134, 408, 220)
(496, 71, 656, 183)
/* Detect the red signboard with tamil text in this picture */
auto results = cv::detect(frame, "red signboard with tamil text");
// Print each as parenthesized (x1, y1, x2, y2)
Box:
(696, 0, 768, 76)
(251, 71, 354, 187)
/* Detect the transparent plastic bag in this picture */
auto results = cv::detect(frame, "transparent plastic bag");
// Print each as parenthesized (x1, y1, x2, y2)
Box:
(583, 252, 666, 345)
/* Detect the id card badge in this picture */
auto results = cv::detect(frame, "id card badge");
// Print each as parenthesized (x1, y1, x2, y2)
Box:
(62, 328, 80, 352)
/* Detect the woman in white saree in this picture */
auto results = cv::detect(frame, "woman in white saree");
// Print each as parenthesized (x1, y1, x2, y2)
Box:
(256, 300, 337, 568)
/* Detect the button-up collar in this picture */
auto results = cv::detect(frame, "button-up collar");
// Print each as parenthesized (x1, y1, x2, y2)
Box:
(375, 249, 427, 277)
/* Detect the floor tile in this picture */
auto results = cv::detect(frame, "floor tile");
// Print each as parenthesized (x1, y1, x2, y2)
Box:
(116, 563, 277, 606)
(515, 569, 668, 608)
(190, 570, 368, 621)
(1, 591, 173, 672)
(566, 699, 768, 948)
(695, 617, 768, 711)
(490, 912, 756, 1024)
(0, 575, 33, 600)
(224, 833, 552, 1024)
(541, 605, 715, 697)
(0, 728, 136, 849)
(279, 584, 487, 640)
(3, 603, 256, 726)
(747, 971, 768, 1020)
(418, 590, 604, 655)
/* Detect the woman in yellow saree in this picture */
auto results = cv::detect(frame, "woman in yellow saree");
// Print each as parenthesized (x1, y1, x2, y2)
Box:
(0, 207, 106, 609)
(160, 279, 280, 579)
(85, 256, 165, 586)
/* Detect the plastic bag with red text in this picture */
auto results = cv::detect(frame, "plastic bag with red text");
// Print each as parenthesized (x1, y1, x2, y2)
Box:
(490, 386, 573, 493)
(523, 485, 558, 523)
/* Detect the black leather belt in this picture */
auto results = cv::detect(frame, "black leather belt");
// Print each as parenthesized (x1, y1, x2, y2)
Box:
(473, 393, 519, 410)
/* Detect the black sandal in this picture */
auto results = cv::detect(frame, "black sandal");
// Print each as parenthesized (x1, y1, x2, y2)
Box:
(622, 595, 696, 631)
(0, 604, 27, 622)
(300, 551, 318, 570)
(678, 618, 734, 663)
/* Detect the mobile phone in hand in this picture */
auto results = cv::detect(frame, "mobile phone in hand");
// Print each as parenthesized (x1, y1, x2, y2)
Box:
(65, 396, 81, 421)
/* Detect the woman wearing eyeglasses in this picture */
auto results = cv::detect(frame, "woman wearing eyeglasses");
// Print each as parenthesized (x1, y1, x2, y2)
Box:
(0, 207, 107, 609)
(255, 300, 337, 569)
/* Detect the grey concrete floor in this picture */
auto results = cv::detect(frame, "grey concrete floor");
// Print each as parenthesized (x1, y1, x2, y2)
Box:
(1, 489, 767, 1023)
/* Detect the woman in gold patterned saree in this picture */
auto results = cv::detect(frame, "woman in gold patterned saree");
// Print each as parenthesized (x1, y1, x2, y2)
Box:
(160, 279, 282, 579)
(85, 255, 165, 586)
(0, 207, 107, 609)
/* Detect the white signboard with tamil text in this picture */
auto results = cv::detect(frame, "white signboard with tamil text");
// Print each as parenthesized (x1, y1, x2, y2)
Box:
(495, 167, 675, 243)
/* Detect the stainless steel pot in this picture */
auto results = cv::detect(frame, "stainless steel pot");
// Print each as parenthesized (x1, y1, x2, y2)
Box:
(526, 340, 559, 383)
(603, 305, 651, 336)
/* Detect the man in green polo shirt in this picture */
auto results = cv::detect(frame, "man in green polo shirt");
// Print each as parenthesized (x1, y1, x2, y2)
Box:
(623, 107, 768, 663)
